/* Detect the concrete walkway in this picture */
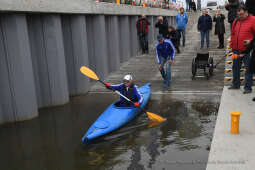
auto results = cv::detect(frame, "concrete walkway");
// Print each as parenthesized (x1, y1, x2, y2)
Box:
(206, 87, 255, 170)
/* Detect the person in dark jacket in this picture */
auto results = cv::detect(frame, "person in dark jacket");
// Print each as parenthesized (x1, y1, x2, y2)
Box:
(191, 0, 196, 12)
(225, 0, 240, 30)
(213, 9, 225, 49)
(197, 9, 212, 49)
(240, 36, 255, 101)
(166, 26, 180, 53)
(155, 16, 168, 38)
(245, 0, 255, 16)
(105, 74, 143, 107)
(136, 14, 150, 54)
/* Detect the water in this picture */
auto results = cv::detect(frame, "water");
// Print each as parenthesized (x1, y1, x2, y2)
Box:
(0, 93, 219, 170)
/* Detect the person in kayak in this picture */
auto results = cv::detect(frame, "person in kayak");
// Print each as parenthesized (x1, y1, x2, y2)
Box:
(105, 75, 144, 107)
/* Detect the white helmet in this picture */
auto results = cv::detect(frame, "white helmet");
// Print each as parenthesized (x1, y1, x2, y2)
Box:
(123, 74, 133, 81)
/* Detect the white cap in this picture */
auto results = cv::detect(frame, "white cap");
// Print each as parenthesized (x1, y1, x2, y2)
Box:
(123, 74, 133, 81)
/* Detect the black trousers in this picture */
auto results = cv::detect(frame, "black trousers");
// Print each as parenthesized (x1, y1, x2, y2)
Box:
(218, 34, 224, 47)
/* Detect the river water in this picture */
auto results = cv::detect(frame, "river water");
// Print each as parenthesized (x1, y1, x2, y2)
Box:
(0, 93, 219, 170)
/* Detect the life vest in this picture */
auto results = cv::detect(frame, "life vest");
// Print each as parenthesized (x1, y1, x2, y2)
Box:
(122, 84, 136, 104)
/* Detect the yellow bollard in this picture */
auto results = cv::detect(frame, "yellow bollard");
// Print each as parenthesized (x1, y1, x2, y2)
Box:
(230, 111, 242, 134)
(116, 0, 120, 4)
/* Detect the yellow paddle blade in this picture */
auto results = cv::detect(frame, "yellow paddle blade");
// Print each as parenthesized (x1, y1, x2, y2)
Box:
(146, 112, 166, 122)
(80, 66, 99, 81)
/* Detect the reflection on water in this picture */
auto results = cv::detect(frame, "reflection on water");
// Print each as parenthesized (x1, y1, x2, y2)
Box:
(0, 93, 219, 170)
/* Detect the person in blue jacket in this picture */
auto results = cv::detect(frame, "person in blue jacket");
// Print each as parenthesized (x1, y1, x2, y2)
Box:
(197, 9, 212, 49)
(105, 75, 143, 107)
(176, 7, 189, 47)
(156, 34, 176, 87)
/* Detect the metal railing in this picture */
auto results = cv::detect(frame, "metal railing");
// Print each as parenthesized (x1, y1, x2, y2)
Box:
(96, 0, 183, 10)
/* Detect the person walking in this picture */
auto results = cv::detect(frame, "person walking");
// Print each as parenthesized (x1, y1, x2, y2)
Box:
(225, 0, 240, 31)
(197, 9, 212, 49)
(240, 36, 255, 101)
(229, 5, 255, 94)
(155, 34, 176, 87)
(176, 7, 189, 47)
(155, 16, 168, 38)
(136, 14, 150, 54)
(105, 75, 143, 107)
(213, 9, 225, 49)
(166, 26, 180, 53)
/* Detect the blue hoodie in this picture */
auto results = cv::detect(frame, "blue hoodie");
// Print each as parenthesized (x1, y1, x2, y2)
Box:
(176, 13, 189, 30)
(156, 39, 176, 64)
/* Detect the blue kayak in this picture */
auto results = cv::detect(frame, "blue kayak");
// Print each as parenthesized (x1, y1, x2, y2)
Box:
(81, 83, 151, 144)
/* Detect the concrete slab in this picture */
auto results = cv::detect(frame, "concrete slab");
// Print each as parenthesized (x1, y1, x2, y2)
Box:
(0, 0, 177, 16)
(206, 86, 255, 170)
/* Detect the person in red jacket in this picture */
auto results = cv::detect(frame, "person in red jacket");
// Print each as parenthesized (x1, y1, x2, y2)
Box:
(136, 14, 150, 54)
(229, 5, 255, 94)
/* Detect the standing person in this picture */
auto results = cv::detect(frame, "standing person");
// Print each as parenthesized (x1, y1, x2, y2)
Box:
(155, 16, 168, 38)
(166, 26, 180, 53)
(155, 34, 176, 87)
(136, 14, 150, 54)
(225, 0, 240, 30)
(228, 5, 255, 94)
(197, 9, 212, 49)
(245, 0, 255, 16)
(105, 75, 143, 107)
(176, 7, 189, 47)
(191, 0, 196, 12)
(213, 9, 225, 49)
(240, 36, 255, 101)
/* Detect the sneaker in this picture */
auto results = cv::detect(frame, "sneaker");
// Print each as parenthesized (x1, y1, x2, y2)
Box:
(228, 86, 240, 90)
(252, 97, 255, 102)
(243, 89, 252, 94)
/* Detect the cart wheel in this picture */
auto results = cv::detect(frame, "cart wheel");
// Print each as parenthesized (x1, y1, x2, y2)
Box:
(209, 57, 214, 76)
(192, 58, 197, 78)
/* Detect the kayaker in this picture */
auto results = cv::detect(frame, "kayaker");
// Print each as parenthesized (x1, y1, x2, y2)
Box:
(105, 75, 144, 107)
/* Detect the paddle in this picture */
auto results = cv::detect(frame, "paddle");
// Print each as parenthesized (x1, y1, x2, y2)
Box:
(80, 66, 165, 122)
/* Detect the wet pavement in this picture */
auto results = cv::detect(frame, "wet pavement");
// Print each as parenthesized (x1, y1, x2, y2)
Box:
(0, 93, 220, 170)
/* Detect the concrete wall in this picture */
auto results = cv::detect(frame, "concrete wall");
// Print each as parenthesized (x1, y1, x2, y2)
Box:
(0, 2, 177, 124)
(0, 14, 38, 122)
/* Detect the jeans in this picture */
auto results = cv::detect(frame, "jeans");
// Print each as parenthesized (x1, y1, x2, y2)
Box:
(201, 30, 210, 48)
(159, 57, 171, 86)
(186, 1, 189, 11)
(232, 51, 253, 90)
(177, 29, 186, 46)
(138, 33, 148, 53)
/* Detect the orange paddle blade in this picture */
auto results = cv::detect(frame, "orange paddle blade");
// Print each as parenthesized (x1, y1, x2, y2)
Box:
(146, 112, 166, 122)
(80, 66, 99, 81)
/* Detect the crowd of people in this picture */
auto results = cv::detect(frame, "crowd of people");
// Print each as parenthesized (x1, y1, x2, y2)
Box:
(109, 0, 255, 107)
